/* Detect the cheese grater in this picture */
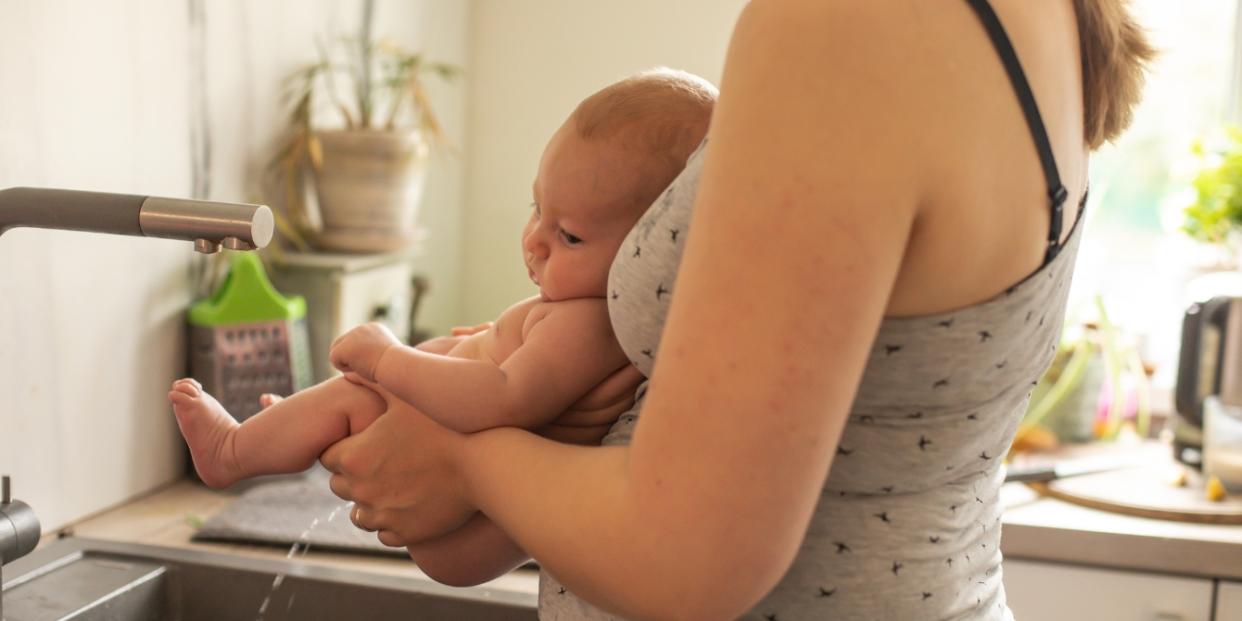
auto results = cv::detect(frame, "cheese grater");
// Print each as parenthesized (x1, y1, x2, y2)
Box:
(188, 252, 313, 422)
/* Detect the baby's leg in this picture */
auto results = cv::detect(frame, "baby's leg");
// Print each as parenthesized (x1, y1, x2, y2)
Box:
(169, 376, 386, 488)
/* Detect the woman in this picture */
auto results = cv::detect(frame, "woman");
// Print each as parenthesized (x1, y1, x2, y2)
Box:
(320, 0, 1153, 618)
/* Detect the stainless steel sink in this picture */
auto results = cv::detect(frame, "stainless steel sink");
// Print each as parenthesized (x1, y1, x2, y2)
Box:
(1, 538, 537, 620)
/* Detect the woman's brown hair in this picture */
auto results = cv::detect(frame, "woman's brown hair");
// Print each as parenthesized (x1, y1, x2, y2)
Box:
(1074, 0, 1158, 149)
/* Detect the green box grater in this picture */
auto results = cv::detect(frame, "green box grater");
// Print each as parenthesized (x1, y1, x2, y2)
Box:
(188, 252, 313, 422)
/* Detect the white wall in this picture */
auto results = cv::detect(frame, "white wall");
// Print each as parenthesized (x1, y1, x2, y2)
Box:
(460, 0, 749, 323)
(0, 0, 197, 533)
(0, 0, 468, 531)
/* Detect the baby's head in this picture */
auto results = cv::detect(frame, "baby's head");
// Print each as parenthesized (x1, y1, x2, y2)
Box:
(523, 68, 717, 302)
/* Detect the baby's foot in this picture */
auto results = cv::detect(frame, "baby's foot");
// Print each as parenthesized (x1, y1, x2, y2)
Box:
(169, 378, 245, 488)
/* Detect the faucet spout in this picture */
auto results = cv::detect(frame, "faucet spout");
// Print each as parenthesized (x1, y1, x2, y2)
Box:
(0, 187, 274, 253)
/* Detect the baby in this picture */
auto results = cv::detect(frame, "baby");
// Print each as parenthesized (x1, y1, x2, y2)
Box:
(170, 68, 717, 489)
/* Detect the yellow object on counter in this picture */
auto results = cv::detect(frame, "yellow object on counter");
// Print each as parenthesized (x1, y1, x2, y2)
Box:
(1207, 475, 1228, 502)
(1171, 468, 1189, 488)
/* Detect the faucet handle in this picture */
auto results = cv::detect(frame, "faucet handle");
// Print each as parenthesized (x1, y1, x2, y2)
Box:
(221, 236, 256, 251)
(2, 474, 9, 504)
(194, 239, 223, 254)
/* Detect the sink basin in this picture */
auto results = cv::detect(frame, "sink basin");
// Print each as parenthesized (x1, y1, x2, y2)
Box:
(1, 538, 537, 620)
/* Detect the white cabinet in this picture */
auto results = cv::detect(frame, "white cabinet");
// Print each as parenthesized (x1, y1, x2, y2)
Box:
(1218, 581, 1242, 620)
(269, 249, 419, 383)
(1004, 559, 1214, 620)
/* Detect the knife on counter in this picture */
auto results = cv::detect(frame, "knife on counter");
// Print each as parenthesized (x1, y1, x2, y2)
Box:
(1003, 453, 1153, 483)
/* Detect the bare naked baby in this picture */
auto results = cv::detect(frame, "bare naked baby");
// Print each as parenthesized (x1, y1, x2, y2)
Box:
(169, 68, 716, 489)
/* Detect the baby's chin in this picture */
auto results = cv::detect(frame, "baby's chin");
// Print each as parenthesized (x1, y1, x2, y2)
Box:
(537, 288, 610, 303)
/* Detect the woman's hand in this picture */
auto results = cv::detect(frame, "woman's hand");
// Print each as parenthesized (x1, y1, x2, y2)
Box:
(537, 363, 643, 445)
(320, 389, 477, 547)
(329, 322, 402, 381)
(415, 335, 465, 355)
(320, 362, 643, 550)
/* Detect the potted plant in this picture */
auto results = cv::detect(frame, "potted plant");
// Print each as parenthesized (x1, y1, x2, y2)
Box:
(1175, 125, 1242, 313)
(268, 30, 458, 254)
(1015, 298, 1153, 453)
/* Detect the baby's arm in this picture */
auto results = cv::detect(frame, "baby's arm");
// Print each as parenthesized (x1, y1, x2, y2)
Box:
(373, 300, 627, 433)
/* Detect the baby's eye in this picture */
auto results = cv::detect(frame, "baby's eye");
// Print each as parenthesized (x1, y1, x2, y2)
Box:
(561, 230, 583, 245)
(531, 202, 541, 219)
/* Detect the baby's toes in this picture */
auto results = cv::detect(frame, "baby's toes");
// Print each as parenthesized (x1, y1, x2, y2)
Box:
(171, 378, 202, 397)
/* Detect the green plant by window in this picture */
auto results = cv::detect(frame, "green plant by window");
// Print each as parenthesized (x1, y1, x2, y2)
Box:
(1183, 126, 1242, 246)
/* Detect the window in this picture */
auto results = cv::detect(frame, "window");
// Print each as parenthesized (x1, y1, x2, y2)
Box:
(1068, 0, 1239, 392)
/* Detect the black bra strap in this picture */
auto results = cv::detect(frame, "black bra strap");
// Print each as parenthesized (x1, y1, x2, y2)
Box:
(965, 0, 1070, 265)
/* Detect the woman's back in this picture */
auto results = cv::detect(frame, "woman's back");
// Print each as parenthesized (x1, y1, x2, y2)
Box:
(868, 0, 1088, 317)
(540, 0, 1152, 618)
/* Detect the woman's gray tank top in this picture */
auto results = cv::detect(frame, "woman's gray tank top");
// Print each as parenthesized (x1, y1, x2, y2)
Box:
(538, 138, 1082, 619)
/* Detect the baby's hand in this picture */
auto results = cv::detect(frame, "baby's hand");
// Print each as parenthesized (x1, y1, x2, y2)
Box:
(330, 322, 401, 382)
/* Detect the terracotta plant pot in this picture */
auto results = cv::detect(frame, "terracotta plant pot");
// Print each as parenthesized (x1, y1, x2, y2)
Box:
(311, 129, 428, 253)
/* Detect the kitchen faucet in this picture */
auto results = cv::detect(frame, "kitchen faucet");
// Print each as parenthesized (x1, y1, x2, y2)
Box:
(0, 186, 274, 618)
(0, 187, 273, 253)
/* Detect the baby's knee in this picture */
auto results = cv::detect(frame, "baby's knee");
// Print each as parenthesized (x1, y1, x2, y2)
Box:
(323, 376, 387, 431)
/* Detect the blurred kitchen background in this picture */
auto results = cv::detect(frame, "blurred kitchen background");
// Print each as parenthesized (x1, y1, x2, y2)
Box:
(3, 0, 1242, 618)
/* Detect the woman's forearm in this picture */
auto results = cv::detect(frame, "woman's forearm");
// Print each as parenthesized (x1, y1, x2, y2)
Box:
(460, 429, 763, 620)
(406, 512, 530, 587)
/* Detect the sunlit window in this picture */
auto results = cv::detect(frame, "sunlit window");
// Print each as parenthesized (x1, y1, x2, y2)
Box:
(1068, 0, 1238, 392)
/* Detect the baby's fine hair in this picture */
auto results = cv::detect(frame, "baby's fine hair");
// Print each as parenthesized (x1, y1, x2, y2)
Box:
(572, 67, 717, 172)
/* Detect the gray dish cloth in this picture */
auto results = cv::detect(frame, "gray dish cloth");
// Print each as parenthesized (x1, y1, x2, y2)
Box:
(192, 466, 405, 557)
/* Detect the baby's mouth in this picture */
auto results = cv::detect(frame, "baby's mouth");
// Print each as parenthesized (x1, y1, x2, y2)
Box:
(527, 265, 540, 286)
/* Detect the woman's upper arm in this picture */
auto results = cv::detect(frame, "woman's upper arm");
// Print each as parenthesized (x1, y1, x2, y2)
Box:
(626, 0, 923, 596)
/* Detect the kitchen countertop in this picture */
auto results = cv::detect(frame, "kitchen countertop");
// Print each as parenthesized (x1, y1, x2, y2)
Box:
(44, 479, 540, 597)
(44, 462, 1242, 594)
(1001, 439, 1242, 581)
(1000, 482, 1242, 580)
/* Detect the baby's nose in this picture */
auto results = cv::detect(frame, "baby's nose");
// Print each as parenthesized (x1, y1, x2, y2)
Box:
(524, 234, 550, 258)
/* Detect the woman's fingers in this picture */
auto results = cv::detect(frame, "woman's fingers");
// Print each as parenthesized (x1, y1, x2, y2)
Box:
(350, 504, 376, 532)
(351, 505, 423, 548)
(450, 322, 493, 337)
(376, 530, 405, 547)
(327, 472, 353, 502)
(572, 363, 644, 411)
(318, 401, 478, 546)
(258, 393, 284, 408)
